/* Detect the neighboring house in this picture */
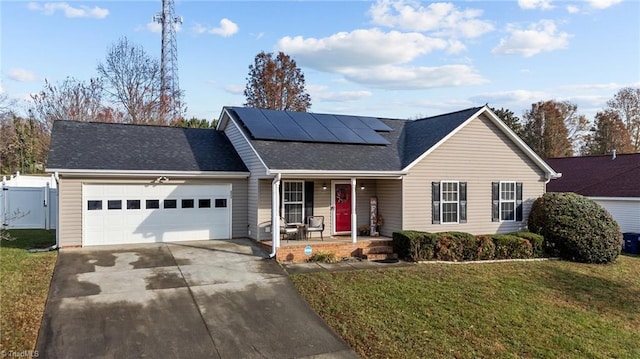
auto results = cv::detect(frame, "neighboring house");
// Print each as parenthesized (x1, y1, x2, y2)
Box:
(46, 105, 560, 249)
(546, 153, 640, 233)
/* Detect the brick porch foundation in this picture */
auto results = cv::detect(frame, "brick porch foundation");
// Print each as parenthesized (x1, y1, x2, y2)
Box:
(254, 238, 394, 263)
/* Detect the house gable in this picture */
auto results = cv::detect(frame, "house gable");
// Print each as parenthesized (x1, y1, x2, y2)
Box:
(402, 112, 548, 234)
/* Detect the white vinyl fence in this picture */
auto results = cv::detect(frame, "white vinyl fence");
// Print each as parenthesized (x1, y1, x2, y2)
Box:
(1, 181, 58, 230)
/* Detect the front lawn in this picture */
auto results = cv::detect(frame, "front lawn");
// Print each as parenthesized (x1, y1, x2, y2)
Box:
(291, 256, 640, 359)
(0, 230, 57, 352)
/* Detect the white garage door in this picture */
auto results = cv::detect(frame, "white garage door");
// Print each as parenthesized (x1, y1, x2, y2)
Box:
(83, 184, 231, 246)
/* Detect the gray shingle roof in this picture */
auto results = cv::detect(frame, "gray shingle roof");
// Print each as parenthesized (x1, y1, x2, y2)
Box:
(227, 106, 482, 172)
(47, 121, 248, 173)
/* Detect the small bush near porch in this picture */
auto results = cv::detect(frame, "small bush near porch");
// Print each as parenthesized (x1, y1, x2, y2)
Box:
(291, 256, 640, 358)
(0, 230, 57, 352)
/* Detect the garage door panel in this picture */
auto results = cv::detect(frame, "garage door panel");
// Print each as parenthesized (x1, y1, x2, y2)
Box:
(83, 184, 231, 246)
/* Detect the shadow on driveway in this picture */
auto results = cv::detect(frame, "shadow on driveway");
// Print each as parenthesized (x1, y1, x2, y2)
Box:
(36, 239, 358, 358)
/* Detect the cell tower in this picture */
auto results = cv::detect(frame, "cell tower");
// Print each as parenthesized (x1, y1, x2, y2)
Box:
(154, 0, 182, 123)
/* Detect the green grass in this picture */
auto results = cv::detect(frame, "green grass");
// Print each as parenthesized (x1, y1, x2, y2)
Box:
(291, 256, 640, 359)
(0, 229, 57, 352)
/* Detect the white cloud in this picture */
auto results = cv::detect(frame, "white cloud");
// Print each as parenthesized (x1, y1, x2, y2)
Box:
(307, 85, 373, 102)
(137, 21, 181, 33)
(341, 64, 488, 89)
(518, 0, 554, 10)
(277, 29, 448, 71)
(492, 20, 571, 57)
(28, 2, 108, 19)
(587, 0, 623, 9)
(368, 0, 494, 38)
(470, 90, 548, 106)
(8, 68, 37, 82)
(566, 5, 581, 13)
(146, 22, 162, 33)
(194, 19, 238, 37)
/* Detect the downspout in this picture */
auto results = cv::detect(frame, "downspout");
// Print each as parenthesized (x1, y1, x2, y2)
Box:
(269, 173, 281, 258)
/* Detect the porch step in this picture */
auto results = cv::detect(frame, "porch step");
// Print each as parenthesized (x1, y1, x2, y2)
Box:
(358, 244, 398, 261)
(361, 253, 399, 261)
(362, 245, 395, 255)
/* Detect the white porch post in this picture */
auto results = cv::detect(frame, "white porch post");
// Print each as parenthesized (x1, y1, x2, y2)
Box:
(351, 177, 357, 243)
(271, 174, 281, 252)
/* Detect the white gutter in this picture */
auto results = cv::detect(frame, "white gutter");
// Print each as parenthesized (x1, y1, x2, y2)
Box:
(45, 169, 250, 178)
(269, 173, 282, 258)
(268, 169, 406, 178)
(543, 172, 562, 193)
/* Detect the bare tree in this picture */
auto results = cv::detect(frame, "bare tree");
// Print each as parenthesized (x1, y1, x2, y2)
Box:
(0, 115, 48, 174)
(244, 51, 311, 112)
(606, 87, 640, 151)
(30, 77, 105, 132)
(0, 93, 16, 120)
(582, 109, 633, 155)
(97, 37, 166, 125)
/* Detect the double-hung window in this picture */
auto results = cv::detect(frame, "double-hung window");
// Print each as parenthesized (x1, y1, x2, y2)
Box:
(492, 181, 523, 222)
(432, 181, 467, 224)
(499, 182, 516, 221)
(441, 181, 459, 223)
(282, 181, 304, 223)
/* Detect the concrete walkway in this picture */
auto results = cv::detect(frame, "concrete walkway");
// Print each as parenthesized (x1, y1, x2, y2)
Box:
(36, 239, 358, 359)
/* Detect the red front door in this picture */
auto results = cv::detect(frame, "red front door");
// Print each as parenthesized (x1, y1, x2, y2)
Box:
(334, 183, 351, 232)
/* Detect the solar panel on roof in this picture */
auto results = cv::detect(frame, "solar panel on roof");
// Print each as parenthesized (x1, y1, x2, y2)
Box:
(312, 114, 348, 129)
(233, 107, 282, 140)
(325, 126, 366, 144)
(354, 128, 391, 145)
(359, 116, 393, 132)
(292, 112, 339, 142)
(231, 107, 392, 145)
(338, 116, 369, 129)
(261, 109, 313, 141)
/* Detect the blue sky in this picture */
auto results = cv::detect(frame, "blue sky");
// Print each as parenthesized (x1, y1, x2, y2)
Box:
(2, 0, 639, 121)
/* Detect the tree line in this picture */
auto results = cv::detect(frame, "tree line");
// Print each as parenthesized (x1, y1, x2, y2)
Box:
(2, 37, 635, 174)
(491, 87, 639, 159)
(1, 47, 310, 175)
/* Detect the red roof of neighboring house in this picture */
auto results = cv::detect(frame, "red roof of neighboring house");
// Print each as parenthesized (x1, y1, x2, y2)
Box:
(546, 153, 640, 198)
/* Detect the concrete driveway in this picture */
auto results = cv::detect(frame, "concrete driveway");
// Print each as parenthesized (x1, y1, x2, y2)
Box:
(36, 239, 358, 359)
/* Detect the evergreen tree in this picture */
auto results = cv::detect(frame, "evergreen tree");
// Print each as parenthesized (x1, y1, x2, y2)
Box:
(491, 107, 524, 138)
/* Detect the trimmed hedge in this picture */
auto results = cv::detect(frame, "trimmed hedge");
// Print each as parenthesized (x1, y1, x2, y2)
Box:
(528, 192, 622, 264)
(393, 230, 541, 262)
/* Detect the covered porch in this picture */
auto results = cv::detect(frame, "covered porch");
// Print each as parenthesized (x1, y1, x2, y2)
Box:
(257, 173, 404, 261)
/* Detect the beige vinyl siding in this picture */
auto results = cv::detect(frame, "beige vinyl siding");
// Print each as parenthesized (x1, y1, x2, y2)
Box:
(223, 115, 268, 239)
(402, 114, 546, 235)
(257, 179, 334, 240)
(257, 179, 272, 240)
(376, 179, 403, 237)
(57, 177, 248, 247)
(58, 178, 82, 246)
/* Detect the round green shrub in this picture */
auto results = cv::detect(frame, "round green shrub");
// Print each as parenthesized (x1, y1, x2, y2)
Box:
(528, 192, 622, 263)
